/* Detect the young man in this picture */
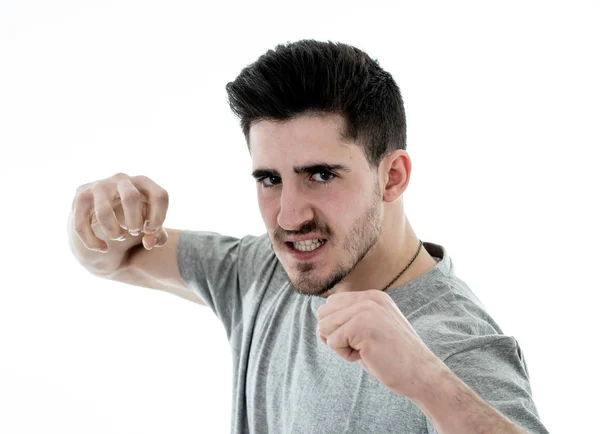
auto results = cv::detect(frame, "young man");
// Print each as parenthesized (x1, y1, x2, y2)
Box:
(187, 40, 548, 433)
(72, 40, 549, 433)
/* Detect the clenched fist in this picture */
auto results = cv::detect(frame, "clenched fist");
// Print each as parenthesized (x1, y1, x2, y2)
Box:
(71, 173, 169, 253)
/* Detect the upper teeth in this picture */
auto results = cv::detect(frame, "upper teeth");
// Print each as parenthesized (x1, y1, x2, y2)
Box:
(292, 239, 324, 252)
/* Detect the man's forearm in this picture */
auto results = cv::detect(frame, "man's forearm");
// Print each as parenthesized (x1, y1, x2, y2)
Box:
(407, 362, 528, 434)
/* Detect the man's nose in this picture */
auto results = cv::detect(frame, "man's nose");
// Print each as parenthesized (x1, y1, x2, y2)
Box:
(276, 182, 314, 231)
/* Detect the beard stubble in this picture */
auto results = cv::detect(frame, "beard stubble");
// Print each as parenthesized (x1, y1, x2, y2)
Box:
(281, 182, 383, 297)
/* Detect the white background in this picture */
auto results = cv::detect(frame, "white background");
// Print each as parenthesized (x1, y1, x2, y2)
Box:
(1, 1, 598, 433)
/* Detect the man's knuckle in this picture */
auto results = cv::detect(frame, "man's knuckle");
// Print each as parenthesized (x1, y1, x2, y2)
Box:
(362, 299, 379, 310)
(121, 190, 141, 205)
(76, 191, 93, 205)
(112, 172, 129, 180)
(153, 189, 169, 203)
(94, 207, 112, 221)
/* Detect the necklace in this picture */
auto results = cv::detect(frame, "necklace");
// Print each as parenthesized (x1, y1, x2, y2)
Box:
(381, 239, 423, 292)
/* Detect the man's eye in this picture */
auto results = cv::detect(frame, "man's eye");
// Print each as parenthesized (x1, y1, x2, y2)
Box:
(259, 176, 281, 187)
(312, 172, 335, 183)
(257, 172, 335, 188)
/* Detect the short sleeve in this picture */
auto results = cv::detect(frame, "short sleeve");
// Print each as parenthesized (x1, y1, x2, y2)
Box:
(427, 336, 550, 434)
(176, 230, 273, 338)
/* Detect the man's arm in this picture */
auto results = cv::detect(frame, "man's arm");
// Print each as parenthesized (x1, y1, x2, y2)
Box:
(406, 337, 548, 434)
(410, 363, 528, 434)
(68, 208, 205, 306)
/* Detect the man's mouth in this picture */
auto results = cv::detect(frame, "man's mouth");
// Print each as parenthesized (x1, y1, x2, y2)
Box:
(286, 239, 327, 252)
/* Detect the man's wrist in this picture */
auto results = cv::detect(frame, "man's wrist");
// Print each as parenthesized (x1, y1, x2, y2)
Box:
(404, 357, 450, 404)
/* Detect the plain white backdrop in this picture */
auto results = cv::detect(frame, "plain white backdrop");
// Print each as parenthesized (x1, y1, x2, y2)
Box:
(1, 1, 598, 432)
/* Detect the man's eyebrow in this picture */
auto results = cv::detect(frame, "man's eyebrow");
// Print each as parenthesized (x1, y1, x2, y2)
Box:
(251, 163, 351, 179)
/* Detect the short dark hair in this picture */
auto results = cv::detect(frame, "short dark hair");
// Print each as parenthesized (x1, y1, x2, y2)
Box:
(225, 39, 407, 169)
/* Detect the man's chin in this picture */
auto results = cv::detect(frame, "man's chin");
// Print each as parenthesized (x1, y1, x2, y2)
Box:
(291, 284, 330, 297)
(288, 271, 341, 297)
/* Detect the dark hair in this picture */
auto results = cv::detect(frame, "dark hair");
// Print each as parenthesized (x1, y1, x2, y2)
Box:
(225, 40, 407, 169)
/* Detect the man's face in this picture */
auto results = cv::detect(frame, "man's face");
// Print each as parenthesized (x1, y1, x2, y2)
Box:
(249, 113, 384, 296)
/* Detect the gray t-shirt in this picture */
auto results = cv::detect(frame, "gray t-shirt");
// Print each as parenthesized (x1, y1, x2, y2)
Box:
(177, 230, 549, 434)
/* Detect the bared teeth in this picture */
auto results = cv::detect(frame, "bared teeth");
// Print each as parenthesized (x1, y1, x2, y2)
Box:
(292, 239, 324, 252)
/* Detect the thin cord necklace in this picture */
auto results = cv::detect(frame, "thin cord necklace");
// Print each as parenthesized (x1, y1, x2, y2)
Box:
(381, 239, 423, 292)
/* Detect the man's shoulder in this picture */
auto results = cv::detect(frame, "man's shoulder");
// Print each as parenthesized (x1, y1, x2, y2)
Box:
(405, 276, 506, 362)
(177, 229, 279, 286)
(178, 230, 273, 258)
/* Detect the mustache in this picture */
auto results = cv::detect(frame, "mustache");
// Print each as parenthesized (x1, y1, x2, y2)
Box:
(273, 220, 332, 242)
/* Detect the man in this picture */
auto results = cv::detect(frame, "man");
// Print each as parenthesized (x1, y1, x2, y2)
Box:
(71, 40, 549, 433)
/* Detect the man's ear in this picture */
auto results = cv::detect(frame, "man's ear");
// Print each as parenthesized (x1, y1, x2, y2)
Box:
(381, 150, 411, 203)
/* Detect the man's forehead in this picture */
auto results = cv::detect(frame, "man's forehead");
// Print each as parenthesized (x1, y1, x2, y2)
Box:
(248, 113, 351, 152)
(249, 117, 361, 172)
(250, 143, 360, 176)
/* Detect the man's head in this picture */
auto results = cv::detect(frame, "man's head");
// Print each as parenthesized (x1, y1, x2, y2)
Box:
(226, 40, 410, 296)
(226, 40, 407, 168)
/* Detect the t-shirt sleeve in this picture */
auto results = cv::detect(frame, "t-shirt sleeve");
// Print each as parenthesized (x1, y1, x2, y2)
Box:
(176, 229, 272, 338)
(426, 336, 549, 434)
